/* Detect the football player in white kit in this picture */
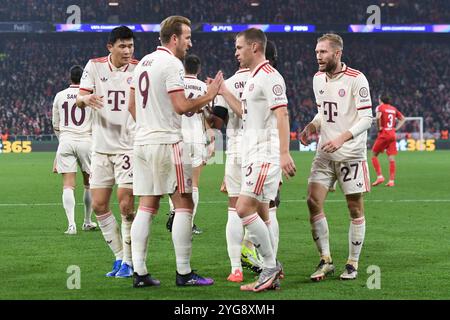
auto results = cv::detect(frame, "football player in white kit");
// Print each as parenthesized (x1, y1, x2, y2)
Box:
(299, 33, 372, 281)
(166, 54, 214, 235)
(209, 41, 282, 284)
(52, 65, 96, 235)
(218, 28, 296, 292)
(128, 16, 223, 288)
(76, 26, 138, 278)
(211, 66, 250, 283)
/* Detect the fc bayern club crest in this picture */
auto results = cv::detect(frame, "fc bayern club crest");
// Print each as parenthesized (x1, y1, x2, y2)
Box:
(249, 83, 254, 92)
(272, 84, 283, 96)
(338, 89, 346, 97)
(127, 77, 132, 84)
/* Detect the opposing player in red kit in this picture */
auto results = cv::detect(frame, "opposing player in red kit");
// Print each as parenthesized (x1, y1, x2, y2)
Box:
(371, 95, 406, 187)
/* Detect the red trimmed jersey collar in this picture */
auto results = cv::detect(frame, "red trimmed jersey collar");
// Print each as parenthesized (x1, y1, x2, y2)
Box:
(156, 46, 174, 56)
(251, 60, 270, 78)
(107, 54, 130, 72)
(235, 68, 250, 74)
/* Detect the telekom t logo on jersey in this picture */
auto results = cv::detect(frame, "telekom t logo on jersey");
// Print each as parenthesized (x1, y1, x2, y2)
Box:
(323, 101, 338, 123)
(108, 90, 126, 111)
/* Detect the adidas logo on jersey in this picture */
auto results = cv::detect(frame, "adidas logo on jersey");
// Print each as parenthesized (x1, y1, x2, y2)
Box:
(246, 181, 254, 186)
(319, 90, 324, 94)
(352, 241, 362, 246)
(100, 77, 108, 82)
(356, 182, 363, 188)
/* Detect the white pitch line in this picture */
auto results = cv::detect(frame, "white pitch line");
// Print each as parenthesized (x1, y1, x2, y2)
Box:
(0, 199, 449, 207)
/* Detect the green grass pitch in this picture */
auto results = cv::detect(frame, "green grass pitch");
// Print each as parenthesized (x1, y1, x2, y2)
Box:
(0, 151, 449, 300)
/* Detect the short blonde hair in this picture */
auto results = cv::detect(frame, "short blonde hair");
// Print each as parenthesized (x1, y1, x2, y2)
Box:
(160, 16, 191, 44)
(317, 33, 343, 51)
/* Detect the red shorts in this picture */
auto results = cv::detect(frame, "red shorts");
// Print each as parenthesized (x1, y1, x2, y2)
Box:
(372, 134, 397, 156)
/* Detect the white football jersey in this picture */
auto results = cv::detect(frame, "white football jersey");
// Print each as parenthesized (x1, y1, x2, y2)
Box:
(214, 68, 250, 157)
(52, 85, 92, 142)
(313, 63, 372, 161)
(241, 61, 288, 166)
(181, 76, 207, 144)
(79, 54, 138, 154)
(131, 46, 185, 145)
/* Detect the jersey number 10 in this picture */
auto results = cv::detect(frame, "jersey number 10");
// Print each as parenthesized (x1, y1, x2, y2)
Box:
(62, 102, 86, 126)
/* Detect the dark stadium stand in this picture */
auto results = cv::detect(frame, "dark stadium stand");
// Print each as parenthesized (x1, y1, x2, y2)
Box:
(1, 33, 448, 139)
(0, 1, 449, 140)
(1, 0, 448, 24)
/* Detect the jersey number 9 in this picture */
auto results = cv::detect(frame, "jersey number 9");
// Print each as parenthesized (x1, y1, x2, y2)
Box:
(139, 71, 150, 108)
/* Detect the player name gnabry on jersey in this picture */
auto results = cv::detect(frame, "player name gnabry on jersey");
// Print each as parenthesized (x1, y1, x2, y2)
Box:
(214, 68, 250, 158)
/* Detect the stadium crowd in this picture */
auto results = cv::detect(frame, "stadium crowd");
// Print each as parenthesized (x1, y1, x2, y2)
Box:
(0, 33, 449, 139)
(1, 0, 449, 24)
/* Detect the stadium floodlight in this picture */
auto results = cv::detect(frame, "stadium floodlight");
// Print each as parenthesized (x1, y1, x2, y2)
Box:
(108, 1, 119, 6)
(250, 1, 260, 6)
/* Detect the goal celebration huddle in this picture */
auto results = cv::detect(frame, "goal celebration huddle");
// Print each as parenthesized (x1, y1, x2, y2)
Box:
(52, 15, 404, 292)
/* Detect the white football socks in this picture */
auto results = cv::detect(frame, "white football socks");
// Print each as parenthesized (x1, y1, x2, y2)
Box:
(131, 206, 156, 276)
(97, 211, 123, 261)
(226, 207, 244, 273)
(121, 215, 133, 266)
(348, 217, 366, 268)
(268, 206, 279, 257)
(241, 213, 276, 269)
(265, 219, 276, 259)
(172, 209, 193, 275)
(192, 187, 199, 227)
(311, 213, 331, 261)
(62, 187, 76, 227)
(83, 187, 93, 224)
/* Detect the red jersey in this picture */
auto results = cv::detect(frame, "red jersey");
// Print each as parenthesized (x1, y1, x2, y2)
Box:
(376, 103, 404, 137)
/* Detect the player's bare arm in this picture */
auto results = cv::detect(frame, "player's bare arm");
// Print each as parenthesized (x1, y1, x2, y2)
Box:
(128, 88, 136, 120)
(76, 90, 104, 109)
(218, 83, 243, 117)
(274, 106, 296, 178)
(300, 113, 321, 145)
(376, 111, 382, 131)
(322, 114, 372, 153)
(204, 120, 216, 159)
(170, 71, 223, 114)
(395, 114, 406, 131)
(321, 130, 353, 153)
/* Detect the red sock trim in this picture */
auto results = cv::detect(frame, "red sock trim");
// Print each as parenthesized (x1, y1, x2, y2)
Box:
(242, 213, 259, 226)
(175, 208, 193, 214)
(96, 211, 112, 221)
(138, 206, 156, 214)
(352, 217, 365, 225)
(311, 212, 325, 223)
